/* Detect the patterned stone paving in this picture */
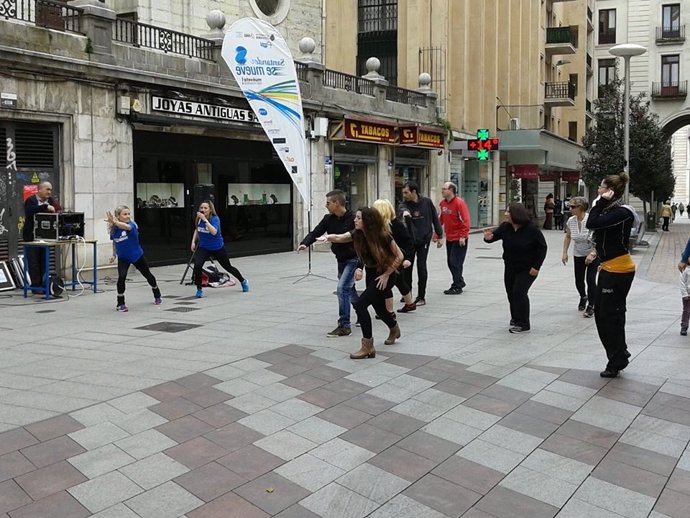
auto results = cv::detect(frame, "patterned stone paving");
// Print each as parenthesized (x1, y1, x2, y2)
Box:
(0, 345, 688, 517)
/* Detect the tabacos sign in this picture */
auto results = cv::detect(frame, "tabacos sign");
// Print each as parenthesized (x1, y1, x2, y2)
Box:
(399, 126, 445, 149)
(344, 120, 397, 144)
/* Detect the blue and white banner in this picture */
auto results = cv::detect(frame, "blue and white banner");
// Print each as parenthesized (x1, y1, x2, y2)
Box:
(222, 18, 310, 206)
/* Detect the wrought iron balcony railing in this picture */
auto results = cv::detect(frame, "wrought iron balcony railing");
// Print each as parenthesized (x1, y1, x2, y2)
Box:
(385, 85, 427, 106)
(358, 0, 398, 34)
(1, 0, 83, 33)
(113, 18, 214, 60)
(546, 26, 577, 47)
(656, 26, 685, 41)
(545, 81, 576, 100)
(651, 81, 687, 98)
(322, 69, 376, 97)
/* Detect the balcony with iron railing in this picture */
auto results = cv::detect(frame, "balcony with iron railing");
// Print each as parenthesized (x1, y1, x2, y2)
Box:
(545, 26, 577, 55)
(358, 0, 398, 34)
(587, 6, 594, 32)
(586, 53, 593, 74)
(1, 1, 436, 116)
(651, 81, 687, 99)
(113, 18, 214, 60)
(544, 81, 576, 106)
(656, 25, 685, 43)
(1, 0, 83, 33)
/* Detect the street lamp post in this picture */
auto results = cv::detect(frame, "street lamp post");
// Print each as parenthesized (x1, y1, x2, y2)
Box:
(609, 43, 647, 204)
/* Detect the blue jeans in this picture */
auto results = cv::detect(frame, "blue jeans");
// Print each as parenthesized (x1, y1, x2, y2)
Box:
(337, 258, 360, 329)
(446, 239, 468, 289)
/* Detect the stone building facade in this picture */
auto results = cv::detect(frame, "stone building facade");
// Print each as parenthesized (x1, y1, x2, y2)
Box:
(0, 0, 442, 269)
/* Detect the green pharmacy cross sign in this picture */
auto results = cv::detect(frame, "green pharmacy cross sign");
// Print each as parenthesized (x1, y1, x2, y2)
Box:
(468, 129, 500, 161)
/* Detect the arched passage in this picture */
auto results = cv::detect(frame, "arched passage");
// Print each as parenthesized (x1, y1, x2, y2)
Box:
(661, 110, 690, 138)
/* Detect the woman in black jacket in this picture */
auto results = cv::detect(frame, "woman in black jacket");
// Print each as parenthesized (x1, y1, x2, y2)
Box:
(585, 173, 637, 378)
(483, 203, 548, 333)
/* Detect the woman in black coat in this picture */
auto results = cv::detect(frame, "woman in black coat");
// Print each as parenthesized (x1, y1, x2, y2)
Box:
(483, 202, 548, 333)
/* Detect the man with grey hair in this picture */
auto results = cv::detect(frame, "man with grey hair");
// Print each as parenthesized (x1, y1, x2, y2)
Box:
(439, 181, 470, 294)
(23, 181, 61, 289)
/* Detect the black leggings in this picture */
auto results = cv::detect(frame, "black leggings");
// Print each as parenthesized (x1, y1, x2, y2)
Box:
(117, 256, 160, 302)
(573, 255, 599, 304)
(354, 268, 397, 339)
(194, 247, 245, 289)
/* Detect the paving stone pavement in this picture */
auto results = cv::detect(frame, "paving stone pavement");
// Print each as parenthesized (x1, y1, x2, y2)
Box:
(0, 220, 689, 517)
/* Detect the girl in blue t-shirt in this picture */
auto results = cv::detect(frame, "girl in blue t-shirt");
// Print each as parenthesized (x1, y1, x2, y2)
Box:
(107, 206, 161, 311)
(191, 200, 249, 297)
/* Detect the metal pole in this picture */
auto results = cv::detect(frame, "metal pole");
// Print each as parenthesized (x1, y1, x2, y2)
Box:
(623, 55, 631, 204)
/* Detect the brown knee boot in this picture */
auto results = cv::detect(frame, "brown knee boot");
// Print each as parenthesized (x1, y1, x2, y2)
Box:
(350, 338, 375, 359)
(384, 324, 401, 345)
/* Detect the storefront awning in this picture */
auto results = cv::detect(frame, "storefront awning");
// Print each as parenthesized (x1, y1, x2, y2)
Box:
(496, 129, 583, 171)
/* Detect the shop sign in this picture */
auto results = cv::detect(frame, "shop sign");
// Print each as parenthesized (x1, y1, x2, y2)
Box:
(151, 96, 259, 124)
(562, 171, 581, 182)
(344, 120, 397, 144)
(539, 172, 558, 181)
(511, 164, 539, 179)
(0, 93, 17, 109)
(399, 126, 445, 148)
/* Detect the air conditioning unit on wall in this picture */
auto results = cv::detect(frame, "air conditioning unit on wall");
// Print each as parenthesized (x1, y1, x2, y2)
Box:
(510, 118, 521, 130)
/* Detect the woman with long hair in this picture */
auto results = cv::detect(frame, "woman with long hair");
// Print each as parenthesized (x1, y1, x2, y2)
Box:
(372, 199, 416, 315)
(106, 205, 161, 312)
(191, 200, 249, 298)
(586, 173, 638, 378)
(483, 203, 547, 334)
(324, 207, 404, 359)
(561, 196, 599, 317)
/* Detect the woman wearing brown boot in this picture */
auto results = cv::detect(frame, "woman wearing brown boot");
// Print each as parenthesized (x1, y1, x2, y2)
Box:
(323, 207, 404, 359)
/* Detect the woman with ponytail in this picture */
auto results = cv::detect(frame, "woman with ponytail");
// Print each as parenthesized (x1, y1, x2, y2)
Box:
(586, 173, 639, 378)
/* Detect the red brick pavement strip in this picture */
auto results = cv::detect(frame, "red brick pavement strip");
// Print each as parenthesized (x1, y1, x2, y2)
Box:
(640, 218, 690, 284)
(0, 350, 689, 516)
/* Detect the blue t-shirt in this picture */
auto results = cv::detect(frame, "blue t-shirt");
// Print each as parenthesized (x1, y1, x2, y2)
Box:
(198, 215, 224, 251)
(111, 220, 144, 263)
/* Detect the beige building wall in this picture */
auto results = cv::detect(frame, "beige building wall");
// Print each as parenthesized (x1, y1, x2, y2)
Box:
(324, 0, 588, 136)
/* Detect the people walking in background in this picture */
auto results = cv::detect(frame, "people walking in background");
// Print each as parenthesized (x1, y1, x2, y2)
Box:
(561, 196, 598, 318)
(192, 201, 248, 298)
(672, 203, 678, 221)
(107, 206, 161, 312)
(398, 181, 443, 306)
(438, 182, 470, 294)
(324, 208, 404, 359)
(586, 173, 638, 378)
(483, 203, 547, 334)
(554, 196, 564, 230)
(23, 181, 61, 289)
(297, 190, 358, 337)
(660, 201, 672, 231)
(372, 199, 416, 314)
(543, 194, 555, 230)
(679, 202, 685, 217)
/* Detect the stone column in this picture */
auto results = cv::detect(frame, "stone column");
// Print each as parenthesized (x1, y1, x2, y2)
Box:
(69, 0, 115, 60)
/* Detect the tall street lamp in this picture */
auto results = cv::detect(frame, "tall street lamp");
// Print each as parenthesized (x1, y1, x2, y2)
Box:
(609, 43, 647, 203)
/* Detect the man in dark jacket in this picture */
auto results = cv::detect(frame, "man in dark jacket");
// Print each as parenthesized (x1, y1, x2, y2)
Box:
(398, 181, 443, 306)
(298, 189, 358, 337)
(23, 181, 60, 288)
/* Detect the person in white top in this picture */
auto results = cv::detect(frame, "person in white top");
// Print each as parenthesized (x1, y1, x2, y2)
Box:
(562, 196, 599, 317)
(679, 267, 690, 335)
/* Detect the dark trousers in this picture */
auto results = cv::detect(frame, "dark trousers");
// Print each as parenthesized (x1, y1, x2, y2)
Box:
(27, 246, 46, 288)
(193, 247, 245, 290)
(504, 268, 536, 329)
(354, 269, 397, 339)
(662, 217, 670, 231)
(573, 255, 599, 305)
(594, 270, 635, 372)
(404, 240, 430, 299)
(446, 239, 468, 289)
(554, 214, 564, 230)
(117, 256, 160, 302)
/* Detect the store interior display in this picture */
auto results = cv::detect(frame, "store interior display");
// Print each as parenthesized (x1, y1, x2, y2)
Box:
(136, 183, 184, 208)
(227, 183, 290, 206)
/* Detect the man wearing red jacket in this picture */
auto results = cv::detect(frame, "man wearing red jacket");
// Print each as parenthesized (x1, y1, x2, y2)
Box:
(438, 182, 471, 294)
